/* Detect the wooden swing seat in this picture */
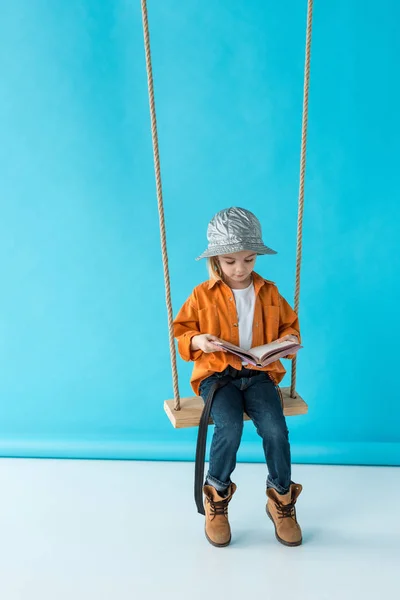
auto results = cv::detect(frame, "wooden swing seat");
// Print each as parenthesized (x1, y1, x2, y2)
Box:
(164, 387, 307, 428)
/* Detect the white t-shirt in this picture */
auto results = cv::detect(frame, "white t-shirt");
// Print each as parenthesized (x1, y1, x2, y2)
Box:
(232, 282, 256, 356)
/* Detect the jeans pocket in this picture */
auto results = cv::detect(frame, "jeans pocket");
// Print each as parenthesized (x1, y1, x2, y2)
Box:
(199, 367, 232, 398)
(258, 371, 273, 383)
(199, 375, 218, 399)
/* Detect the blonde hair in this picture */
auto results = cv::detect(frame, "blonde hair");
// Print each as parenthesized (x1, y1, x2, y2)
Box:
(207, 256, 223, 280)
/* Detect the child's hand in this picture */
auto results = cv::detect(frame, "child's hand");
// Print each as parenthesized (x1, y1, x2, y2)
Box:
(276, 334, 299, 344)
(191, 334, 227, 354)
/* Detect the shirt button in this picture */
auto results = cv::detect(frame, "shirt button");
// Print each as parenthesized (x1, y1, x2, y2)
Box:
(233, 323, 238, 327)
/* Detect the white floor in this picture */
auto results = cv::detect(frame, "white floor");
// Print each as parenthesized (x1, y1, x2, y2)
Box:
(0, 459, 399, 600)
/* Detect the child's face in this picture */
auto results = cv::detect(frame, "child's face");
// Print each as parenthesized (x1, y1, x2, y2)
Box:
(217, 251, 257, 288)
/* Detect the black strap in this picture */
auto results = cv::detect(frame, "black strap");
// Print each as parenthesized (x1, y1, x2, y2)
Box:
(194, 376, 231, 515)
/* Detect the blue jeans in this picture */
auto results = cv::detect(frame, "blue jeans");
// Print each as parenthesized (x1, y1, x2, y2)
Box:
(199, 367, 291, 495)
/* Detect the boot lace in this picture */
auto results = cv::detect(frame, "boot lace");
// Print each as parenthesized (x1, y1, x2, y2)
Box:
(276, 501, 296, 520)
(208, 497, 230, 517)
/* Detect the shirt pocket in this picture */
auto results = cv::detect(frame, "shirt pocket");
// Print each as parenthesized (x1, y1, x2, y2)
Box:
(198, 305, 221, 337)
(262, 304, 280, 343)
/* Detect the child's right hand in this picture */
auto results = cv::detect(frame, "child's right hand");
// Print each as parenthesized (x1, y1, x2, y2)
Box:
(190, 334, 227, 354)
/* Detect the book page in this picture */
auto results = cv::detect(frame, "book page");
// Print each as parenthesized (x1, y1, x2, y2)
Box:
(261, 346, 301, 367)
(211, 340, 256, 362)
(250, 339, 299, 361)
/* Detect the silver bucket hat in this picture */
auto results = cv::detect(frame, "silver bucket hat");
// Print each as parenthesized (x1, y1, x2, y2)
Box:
(196, 207, 277, 260)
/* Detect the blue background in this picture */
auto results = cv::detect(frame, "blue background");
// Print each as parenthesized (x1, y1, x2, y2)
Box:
(1, 0, 399, 464)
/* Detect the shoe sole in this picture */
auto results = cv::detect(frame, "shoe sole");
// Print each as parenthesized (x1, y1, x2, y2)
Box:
(266, 507, 302, 547)
(205, 528, 231, 548)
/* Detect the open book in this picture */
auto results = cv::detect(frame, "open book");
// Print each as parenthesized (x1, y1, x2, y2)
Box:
(212, 336, 302, 367)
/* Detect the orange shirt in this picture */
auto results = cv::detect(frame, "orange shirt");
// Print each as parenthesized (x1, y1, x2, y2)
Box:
(173, 272, 301, 395)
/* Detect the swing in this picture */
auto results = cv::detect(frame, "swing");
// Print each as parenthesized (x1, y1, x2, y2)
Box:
(141, 0, 314, 429)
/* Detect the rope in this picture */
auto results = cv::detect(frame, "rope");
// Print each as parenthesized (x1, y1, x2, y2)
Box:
(290, 0, 314, 398)
(141, 0, 181, 410)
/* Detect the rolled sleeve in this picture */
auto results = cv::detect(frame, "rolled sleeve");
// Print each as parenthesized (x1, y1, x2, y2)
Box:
(173, 295, 203, 362)
(278, 294, 301, 358)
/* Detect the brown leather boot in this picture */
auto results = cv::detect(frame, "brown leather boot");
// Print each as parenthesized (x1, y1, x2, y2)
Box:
(266, 483, 303, 547)
(203, 483, 237, 547)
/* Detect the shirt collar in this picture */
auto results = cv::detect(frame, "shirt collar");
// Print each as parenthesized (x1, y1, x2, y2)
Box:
(208, 271, 272, 294)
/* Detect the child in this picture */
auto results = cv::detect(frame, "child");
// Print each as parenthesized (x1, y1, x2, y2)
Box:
(173, 207, 303, 548)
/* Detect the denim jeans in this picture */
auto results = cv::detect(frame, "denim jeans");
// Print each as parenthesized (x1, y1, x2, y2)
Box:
(199, 367, 291, 495)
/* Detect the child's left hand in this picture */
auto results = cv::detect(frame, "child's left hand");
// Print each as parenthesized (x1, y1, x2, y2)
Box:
(276, 334, 299, 344)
